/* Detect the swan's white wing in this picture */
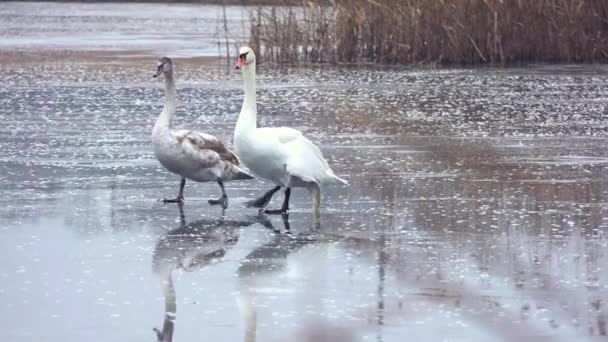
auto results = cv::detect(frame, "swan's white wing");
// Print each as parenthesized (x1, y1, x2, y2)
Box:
(281, 130, 347, 185)
(253, 127, 325, 164)
(259, 128, 333, 184)
(173, 130, 239, 167)
(246, 126, 345, 185)
(253, 126, 302, 144)
(274, 127, 302, 144)
(284, 136, 330, 184)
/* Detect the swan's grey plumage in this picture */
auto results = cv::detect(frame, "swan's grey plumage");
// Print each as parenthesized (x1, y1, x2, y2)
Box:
(151, 57, 253, 207)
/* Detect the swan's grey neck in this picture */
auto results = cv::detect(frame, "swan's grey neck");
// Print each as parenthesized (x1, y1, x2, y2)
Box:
(236, 65, 257, 134)
(156, 71, 177, 129)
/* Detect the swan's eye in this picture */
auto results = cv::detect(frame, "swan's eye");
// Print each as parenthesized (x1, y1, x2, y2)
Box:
(239, 52, 248, 59)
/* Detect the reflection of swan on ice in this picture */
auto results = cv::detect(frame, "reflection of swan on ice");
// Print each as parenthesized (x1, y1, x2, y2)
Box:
(237, 214, 313, 342)
(236, 215, 357, 342)
(151, 203, 256, 342)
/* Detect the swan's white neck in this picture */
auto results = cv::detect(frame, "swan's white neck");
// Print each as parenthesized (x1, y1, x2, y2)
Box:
(155, 71, 177, 130)
(235, 64, 257, 137)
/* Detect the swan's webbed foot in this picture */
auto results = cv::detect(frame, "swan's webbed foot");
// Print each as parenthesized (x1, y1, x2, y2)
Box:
(208, 195, 228, 209)
(162, 196, 184, 204)
(245, 185, 281, 208)
(264, 208, 289, 215)
(162, 178, 186, 204)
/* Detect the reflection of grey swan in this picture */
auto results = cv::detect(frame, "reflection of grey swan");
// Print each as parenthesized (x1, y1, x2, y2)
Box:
(233, 47, 347, 216)
(152, 204, 256, 342)
(152, 57, 253, 208)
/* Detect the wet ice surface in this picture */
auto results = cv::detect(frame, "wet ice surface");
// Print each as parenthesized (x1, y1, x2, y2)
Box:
(2, 16, 608, 342)
(3, 61, 608, 342)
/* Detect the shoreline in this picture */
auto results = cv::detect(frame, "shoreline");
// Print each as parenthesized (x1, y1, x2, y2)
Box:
(3, 49, 608, 72)
(1, 0, 296, 4)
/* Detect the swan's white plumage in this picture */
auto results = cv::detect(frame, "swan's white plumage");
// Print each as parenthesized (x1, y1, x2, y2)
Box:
(236, 125, 347, 188)
(233, 47, 347, 213)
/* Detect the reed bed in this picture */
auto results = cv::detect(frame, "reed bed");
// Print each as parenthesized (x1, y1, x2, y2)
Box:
(250, 0, 608, 65)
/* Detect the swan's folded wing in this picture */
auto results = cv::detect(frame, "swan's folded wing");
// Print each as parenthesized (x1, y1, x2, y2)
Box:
(276, 127, 303, 144)
(174, 130, 240, 165)
(257, 126, 302, 144)
(281, 128, 329, 169)
(284, 135, 333, 185)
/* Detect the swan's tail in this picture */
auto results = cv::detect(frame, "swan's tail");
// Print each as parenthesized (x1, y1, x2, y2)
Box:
(325, 169, 349, 186)
(234, 168, 255, 181)
(226, 164, 255, 181)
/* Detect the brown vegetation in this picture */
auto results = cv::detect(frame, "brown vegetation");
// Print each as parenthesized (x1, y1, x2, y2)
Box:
(250, 0, 608, 65)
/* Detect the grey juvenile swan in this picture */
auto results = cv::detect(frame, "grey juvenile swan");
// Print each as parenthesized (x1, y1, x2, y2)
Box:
(152, 57, 253, 208)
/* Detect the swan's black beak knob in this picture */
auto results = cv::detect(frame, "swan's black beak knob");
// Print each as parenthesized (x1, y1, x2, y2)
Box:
(153, 65, 163, 78)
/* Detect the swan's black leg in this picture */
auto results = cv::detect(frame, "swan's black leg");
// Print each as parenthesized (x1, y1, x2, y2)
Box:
(208, 178, 228, 209)
(246, 185, 281, 208)
(163, 178, 185, 203)
(265, 187, 291, 214)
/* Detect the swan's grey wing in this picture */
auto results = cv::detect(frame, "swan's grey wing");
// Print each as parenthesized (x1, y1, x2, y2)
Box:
(179, 227, 241, 271)
(174, 130, 240, 167)
(153, 234, 230, 273)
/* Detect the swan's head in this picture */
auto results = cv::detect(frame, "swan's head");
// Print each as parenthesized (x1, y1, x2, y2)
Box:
(235, 46, 256, 70)
(153, 57, 173, 78)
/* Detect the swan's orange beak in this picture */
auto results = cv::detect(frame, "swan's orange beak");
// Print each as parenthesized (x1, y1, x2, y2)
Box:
(236, 56, 245, 70)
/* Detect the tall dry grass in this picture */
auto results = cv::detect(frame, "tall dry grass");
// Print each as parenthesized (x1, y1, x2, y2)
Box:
(250, 0, 608, 65)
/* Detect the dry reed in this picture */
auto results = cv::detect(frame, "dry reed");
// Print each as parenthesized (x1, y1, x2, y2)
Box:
(250, 0, 608, 65)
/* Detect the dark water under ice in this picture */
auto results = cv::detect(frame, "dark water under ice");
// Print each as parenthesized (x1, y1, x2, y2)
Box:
(2, 2, 608, 342)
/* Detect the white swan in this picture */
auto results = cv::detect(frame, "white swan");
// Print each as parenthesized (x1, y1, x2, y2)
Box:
(152, 57, 253, 208)
(233, 47, 347, 215)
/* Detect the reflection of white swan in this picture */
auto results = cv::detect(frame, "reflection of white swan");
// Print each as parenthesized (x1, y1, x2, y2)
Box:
(234, 47, 347, 216)
(152, 57, 253, 208)
(236, 216, 388, 342)
(152, 204, 256, 342)
(237, 215, 345, 342)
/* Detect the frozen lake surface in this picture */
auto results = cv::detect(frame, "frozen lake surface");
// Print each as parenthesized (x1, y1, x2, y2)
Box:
(1, 2, 608, 341)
